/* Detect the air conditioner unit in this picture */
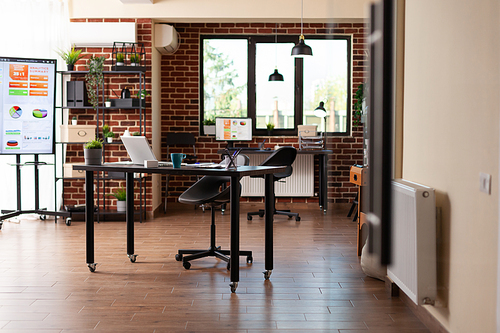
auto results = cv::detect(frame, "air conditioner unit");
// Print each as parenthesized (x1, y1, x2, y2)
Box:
(155, 24, 180, 54)
(69, 22, 137, 47)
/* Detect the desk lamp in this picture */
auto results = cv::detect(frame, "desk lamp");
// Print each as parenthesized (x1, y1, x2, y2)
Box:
(314, 101, 327, 148)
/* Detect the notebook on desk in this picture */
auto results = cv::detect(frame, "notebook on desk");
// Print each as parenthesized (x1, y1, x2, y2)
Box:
(120, 136, 172, 167)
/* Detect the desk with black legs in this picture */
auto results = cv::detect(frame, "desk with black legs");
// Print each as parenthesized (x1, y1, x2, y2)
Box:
(73, 163, 286, 293)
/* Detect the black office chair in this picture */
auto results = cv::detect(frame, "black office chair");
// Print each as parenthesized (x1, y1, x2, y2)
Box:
(247, 146, 301, 222)
(175, 155, 253, 270)
(164, 132, 198, 213)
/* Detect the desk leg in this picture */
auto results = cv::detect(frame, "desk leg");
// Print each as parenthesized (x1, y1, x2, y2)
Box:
(319, 154, 328, 213)
(229, 175, 240, 293)
(263, 174, 274, 280)
(126, 172, 137, 263)
(85, 170, 96, 272)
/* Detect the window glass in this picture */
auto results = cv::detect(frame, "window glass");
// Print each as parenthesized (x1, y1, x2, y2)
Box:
(203, 39, 248, 120)
(302, 39, 348, 133)
(255, 42, 295, 129)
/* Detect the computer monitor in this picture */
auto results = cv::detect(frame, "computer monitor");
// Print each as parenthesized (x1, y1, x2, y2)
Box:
(215, 117, 252, 143)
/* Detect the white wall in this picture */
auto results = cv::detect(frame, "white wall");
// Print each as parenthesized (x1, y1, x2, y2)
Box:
(403, 1, 499, 332)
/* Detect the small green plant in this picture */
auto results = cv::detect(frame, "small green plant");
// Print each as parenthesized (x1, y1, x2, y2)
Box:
(116, 53, 125, 63)
(136, 89, 150, 99)
(132, 131, 141, 136)
(203, 118, 215, 125)
(102, 125, 114, 138)
(353, 83, 366, 126)
(56, 45, 85, 65)
(84, 137, 103, 149)
(106, 186, 126, 201)
(130, 53, 141, 64)
(85, 55, 106, 110)
(266, 122, 275, 131)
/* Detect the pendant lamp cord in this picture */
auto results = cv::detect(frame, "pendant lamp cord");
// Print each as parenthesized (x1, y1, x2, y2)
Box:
(300, 0, 304, 36)
(275, 23, 278, 67)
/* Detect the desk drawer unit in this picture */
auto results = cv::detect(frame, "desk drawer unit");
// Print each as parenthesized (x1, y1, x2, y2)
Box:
(63, 163, 85, 178)
(241, 154, 314, 197)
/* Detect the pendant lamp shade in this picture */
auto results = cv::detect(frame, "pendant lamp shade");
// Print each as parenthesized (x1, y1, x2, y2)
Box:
(291, 0, 313, 57)
(269, 68, 284, 81)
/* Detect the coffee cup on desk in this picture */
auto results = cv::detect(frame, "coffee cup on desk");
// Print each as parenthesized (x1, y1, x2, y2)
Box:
(171, 153, 186, 168)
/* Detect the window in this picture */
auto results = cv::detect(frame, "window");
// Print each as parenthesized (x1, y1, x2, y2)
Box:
(201, 35, 351, 136)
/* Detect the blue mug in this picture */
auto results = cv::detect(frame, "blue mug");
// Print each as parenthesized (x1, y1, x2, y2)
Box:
(171, 153, 186, 168)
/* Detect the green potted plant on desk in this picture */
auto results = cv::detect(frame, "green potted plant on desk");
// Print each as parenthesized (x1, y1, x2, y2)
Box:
(83, 138, 103, 165)
(203, 118, 216, 135)
(266, 122, 275, 136)
(106, 186, 127, 212)
(56, 45, 85, 71)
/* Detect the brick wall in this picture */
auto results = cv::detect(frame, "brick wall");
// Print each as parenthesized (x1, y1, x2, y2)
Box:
(161, 22, 368, 205)
(63, 19, 367, 216)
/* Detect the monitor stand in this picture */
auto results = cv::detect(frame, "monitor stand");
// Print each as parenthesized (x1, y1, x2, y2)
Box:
(225, 141, 234, 149)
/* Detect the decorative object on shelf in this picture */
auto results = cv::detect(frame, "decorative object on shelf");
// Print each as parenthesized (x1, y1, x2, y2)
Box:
(353, 83, 367, 126)
(71, 116, 77, 125)
(298, 124, 323, 150)
(56, 45, 85, 71)
(83, 138, 103, 165)
(136, 89, 149, 99)
(132, 131, 141, 136)
(291, 0, 313, 57)
(116, 53, 125, 66)
(106, 186, 127, 212)
(123, 129, 131, 137)
(112, 42, 146, 72)
(121, 86, 131, 99)
(266, 122, 275, 136)
(202, 118, 215, 135)
(85, 55, 106, 110)
(105, 99, 111, 107)
(102, 125, 115, 143)
(269, 23, 284, 81)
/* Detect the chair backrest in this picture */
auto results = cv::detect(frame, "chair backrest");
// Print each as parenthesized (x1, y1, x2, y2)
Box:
(259, 146, 297, 180)
(166, 132, 196, 160)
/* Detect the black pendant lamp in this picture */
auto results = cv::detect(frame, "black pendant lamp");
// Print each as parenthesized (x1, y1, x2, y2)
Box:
(291, 0, 313, 57)
(269, 23, 284, 81)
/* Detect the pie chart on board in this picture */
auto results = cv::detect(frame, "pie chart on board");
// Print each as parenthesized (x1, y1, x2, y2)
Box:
(7, 140, 18, 147)
(32, 109, 47, 118)
(9, 106, 22, 119)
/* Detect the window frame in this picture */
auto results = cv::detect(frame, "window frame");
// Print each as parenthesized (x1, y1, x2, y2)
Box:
(200, 34, 352, 137)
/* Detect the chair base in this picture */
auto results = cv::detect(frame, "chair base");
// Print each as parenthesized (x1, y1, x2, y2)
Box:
(176, 247, 253, 270)
(247, 209, 301, 222)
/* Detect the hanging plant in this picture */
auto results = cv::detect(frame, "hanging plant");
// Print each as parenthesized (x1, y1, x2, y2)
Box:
(85, 55, 106, 110)
(353, 83, 366, 126)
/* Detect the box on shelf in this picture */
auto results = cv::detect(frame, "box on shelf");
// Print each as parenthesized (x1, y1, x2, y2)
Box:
(111, 98, 145, 108)
(63, 163, 85, 178)
(297, 125, 318, 137)
(60, 125, 96, 143)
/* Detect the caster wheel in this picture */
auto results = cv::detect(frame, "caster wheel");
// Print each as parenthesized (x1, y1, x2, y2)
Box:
(88, 263, 97, 272)
(183, 261, 191, 270)
(226, 261, 230, 270)
(246, 256, 253, 264)
(128, 254, 137, 263)
(229, 282, 238, 293)
(247, 214, 252, 221)
(65, 218, 72, 226)
(175, 254, 183, 261)
(258, 212, 264, 218)
(263, 270, 272, 280)
(296, 216, 301, 222)
(40, 215, 46, 221)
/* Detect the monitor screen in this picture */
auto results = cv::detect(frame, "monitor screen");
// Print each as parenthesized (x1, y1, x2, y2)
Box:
(215, 117, 252, 141)
(0, 56, 56, 155)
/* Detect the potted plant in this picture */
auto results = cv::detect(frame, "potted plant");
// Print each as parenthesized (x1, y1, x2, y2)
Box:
(136, 89, 149, 99)
(130, 53, 141, 66)
(83, 137, 103, 165)
(106, 186, 127, 211)
(353, 83, 366, 126)
(203, 118, 216, 135)
(131, 131, 141, 136)
(102, 124, 114, 143)
(56, 45, 85, 71)
(85, 56, 106, 110)
(266, 122, 275, 136)
(105, 98, 111, 107)
(116, 53, 125, 66)
(71, 116, 77, 125)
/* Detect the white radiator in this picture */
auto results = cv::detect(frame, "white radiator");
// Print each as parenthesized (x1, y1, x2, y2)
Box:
(241, 154, 314, 197)
(388, 179, 437, 306)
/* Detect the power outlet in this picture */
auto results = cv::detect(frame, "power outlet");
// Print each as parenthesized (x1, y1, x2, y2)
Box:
(479, 172, 491, 194)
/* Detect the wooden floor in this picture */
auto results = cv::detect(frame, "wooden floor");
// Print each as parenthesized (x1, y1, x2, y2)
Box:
(0, 203, 429, 332)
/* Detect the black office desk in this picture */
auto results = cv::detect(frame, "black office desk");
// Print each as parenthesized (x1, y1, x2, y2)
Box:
(73, 163, 286, 293)
(219, 149, 332, 212)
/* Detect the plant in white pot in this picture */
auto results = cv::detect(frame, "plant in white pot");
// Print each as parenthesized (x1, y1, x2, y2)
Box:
(83, 138, 103, 165)
(102, 124, 114, 143)
(203, 117, 216, 135)
(106, 186, 127, 212)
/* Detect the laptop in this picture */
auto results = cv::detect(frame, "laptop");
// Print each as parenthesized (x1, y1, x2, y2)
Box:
(120, 136, 172, 167)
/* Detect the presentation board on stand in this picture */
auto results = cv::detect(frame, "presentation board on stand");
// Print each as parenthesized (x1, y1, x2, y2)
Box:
(0, 57, 56, 155)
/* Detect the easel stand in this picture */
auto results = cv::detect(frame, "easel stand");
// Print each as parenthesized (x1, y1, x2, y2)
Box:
(0, 154, 69, 229)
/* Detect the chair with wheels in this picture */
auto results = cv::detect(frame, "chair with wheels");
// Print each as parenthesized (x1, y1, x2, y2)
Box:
(246, 146, 301, 222)
(164, 132, 198, 213)
(175, 155, 252, 270)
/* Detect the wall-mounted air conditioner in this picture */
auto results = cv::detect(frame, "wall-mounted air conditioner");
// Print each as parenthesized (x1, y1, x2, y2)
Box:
(155, 24, 180, 55)
(69, 22, 137, 47)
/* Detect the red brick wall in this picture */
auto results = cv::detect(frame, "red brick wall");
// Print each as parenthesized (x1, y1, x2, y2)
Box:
(161, 22, 368, 205)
